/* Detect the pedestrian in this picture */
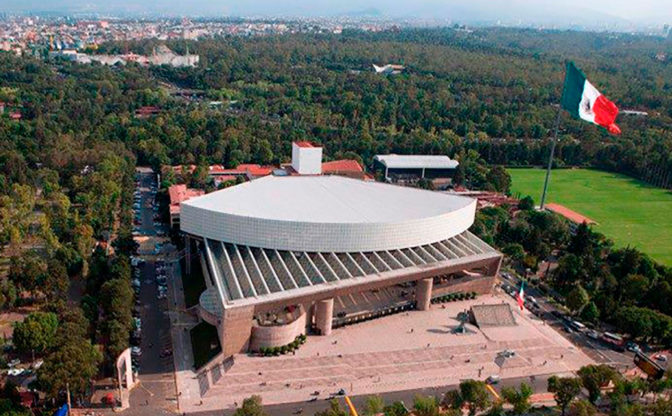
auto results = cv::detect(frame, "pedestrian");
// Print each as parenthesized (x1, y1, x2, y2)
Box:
(146, 399, 149, 406)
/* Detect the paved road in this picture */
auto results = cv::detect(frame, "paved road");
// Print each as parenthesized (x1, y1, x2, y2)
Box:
(125, 169, 178, 415)
(186, 373, 558, 416)
(499, 271, 633, 368)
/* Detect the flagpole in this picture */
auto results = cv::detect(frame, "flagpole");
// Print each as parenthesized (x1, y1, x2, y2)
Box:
(540, 105, 563, 210)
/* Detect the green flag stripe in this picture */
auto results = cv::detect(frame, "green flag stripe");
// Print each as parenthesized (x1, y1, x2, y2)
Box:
(560, 61, 586, 119)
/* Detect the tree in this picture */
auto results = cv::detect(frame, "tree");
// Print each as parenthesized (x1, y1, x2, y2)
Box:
(578, 364, 618, 404)
(233, 395, 268, 416)
(315, 399, 348, 416)
(502, 243, 525, 265)
(580, 302, 600, 324)
(412, 395, 440, 416)
(517, 196, 534, 211)
(12, 312, 59, 354)
(486, 166, 511, 194)
(383, 401, 409, 416)
(459, 380, 491, 416)
(548, 376, 582, 416)
(37, 337, 102, 399)
(501, 382, 533, 415)
(363, 395, 385, 416)
(442, 389, 464, 410)
(567, 285, 590, 313)
(567, 399, 597, 416)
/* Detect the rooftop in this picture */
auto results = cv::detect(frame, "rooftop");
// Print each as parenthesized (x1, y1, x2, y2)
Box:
(182, 175, 472, 224)
(321, 159, 364, 174)
(374, 154, 459, 170)
(168, 184, 205, 214)
(294, 141, 316, 148)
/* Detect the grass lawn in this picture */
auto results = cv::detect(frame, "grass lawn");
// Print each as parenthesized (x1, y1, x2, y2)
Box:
(190, 321, 221, 369)
(508, 168, 672, 266)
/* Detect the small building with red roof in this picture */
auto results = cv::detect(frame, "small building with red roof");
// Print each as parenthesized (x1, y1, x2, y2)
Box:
(168, 184, 205, 227)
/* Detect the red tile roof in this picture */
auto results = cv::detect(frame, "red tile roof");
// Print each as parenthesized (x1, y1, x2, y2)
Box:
(321, 159, 363, 174)
(236, 164, 274, 177)
(168, 184, 204, 215)
(294, 141, 315, 148)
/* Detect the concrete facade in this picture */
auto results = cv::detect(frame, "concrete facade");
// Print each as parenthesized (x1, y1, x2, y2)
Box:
(219, 306, 255, 357)
(249, 308, 307, 351)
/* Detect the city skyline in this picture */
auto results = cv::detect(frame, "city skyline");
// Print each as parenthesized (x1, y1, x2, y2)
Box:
(3, 0, 672, 28)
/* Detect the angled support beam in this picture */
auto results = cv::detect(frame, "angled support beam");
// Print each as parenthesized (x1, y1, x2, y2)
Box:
(396, 249, 417, 266)
(426, 244, 448, 261)
(372, 251, 393, 271)
(359, 252, 380, 273)
(260, 249, 285, 291)
(444, 239, 468, 257)
(289, 251, 313, 286)
(203, 239, 229, 302)
(406, 247, 427, 264)
(385, 250, 405, 268)
(317, 252, 341, 280)
(220, 242, 244, 299)
(274, 250, 299, 289)
(345, 252, 367, 276)
(330, 253, 353, 279)
(451, 237, 476, 256)
(304, 253, 328, 283)
(417, 245, 439, 262)
(246, 246, 270, 295)
(437, 241, 459, 259)
(233, 244, 258, 297)
(457, 233, 484, 254)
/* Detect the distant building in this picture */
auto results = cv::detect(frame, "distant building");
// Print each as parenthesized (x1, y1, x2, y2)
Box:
(168, 184, 205, 228)
(373, 64, 405, 75)
(321, 159, 367, 179)
(373, 154, 459, 182)
(134, 106, 160, 119)
(51, 45, 198, 68)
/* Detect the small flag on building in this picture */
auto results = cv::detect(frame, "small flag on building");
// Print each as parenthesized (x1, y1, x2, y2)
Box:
(561, 61, 621, 135)
(516, 281, 525, 311)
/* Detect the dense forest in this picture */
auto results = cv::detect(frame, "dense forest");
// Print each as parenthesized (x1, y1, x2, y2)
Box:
(0, 26, 671, 408)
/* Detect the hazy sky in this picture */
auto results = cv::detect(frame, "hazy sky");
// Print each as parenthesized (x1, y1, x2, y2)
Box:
(4, 0, 672, 25)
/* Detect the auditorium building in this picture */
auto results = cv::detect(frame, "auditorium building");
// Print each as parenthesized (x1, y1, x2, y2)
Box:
(180, 143, 502, 357)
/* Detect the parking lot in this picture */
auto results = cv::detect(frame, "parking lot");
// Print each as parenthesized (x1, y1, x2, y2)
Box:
(125, 168, 178, 415)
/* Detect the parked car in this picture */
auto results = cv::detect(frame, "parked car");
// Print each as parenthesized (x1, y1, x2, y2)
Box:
(626, 342, 641, 353)
(655, 354, 668, 362)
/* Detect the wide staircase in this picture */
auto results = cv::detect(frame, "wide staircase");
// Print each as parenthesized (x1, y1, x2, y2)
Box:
(204, 337, 564, 398)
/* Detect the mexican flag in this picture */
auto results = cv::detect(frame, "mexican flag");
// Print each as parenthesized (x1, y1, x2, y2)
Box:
(516, 281, 525, 311)
(561, 61, 621, 135)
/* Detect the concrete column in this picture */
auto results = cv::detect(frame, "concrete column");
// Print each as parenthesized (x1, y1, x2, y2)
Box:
(416, 278, 433, 311)
(314, 298, 334, 336)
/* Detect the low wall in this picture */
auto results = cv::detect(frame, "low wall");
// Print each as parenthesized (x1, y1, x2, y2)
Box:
(433, 275, 495, 297)
(249, 308, 307, 351)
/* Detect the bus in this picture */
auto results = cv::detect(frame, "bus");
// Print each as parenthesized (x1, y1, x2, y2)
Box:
(601, 332, 625, 351)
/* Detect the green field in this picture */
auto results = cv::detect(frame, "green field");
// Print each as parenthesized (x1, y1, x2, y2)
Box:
(508, 168, 672, 266)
